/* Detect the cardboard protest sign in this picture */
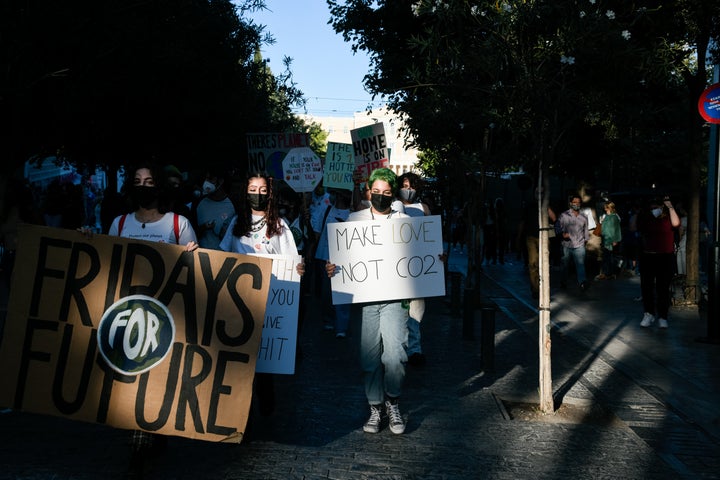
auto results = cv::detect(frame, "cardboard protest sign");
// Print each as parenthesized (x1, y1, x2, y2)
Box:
(327, 215, 445, 304)
(350, 123, 390, 184)
(0, 225, 272, 443)
(254, 254, 301, 375)
(324, 142, 355, 190)
(246, 132, 310, 178)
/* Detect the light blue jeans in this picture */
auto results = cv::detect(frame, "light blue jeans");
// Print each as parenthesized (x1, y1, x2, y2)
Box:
(561, 244, 587, 285)
(360, 301, 408, 404)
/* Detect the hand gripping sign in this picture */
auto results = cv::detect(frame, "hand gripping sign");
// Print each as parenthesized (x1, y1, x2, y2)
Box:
(327, 215, 445, 304)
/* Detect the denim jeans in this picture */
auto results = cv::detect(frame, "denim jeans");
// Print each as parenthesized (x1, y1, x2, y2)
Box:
(360, 301, 408, 404)
(320, 266, 350, 334)
(406, 317, 422, 355)
(561, 244, 587, 285)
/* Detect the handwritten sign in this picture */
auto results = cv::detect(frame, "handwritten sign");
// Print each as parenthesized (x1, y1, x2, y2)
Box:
(327, 215, 445, 304)
(282, 147, 323, 193)
(324, 142, 355, 190)
(246, 132, 310, 177)
(350, 123, 390, 184)
(0, 225, 272, 443)
(253, 254, 301, 375)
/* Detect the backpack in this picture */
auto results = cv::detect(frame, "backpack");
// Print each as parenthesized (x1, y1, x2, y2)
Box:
(118, 213, 180, 244)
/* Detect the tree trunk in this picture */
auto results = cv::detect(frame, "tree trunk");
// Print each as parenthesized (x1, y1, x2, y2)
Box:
(682, 31, 710, 306)
(538, 161, 553, 414)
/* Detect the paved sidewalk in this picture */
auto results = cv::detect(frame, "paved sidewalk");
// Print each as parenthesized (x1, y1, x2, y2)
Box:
(1, 252, 719, 479)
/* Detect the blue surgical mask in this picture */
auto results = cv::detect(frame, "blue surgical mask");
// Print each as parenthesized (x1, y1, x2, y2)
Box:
(202, 180, 217, 195)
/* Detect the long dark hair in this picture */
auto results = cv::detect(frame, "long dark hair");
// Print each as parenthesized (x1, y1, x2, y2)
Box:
(232, 172, 283, 238)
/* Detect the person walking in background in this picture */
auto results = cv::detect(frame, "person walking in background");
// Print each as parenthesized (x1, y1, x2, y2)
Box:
(396, 172, 431, 366)
(555, 194, 590, 291)
(596, 201, 622, 280)
(638, 196, 681, 329)
(627, 202, 642, 275)
(493, 197, 508, 264)
(325, 168, 410, 435)
(517, 187, 556, 298)
(313, 187, 353, 338)
(307, 181, 331, 295)
(451, 205, 467, 253)
(163, 164, 193, 220)
(193, 169, 236, 250)
(482, 200, 496, 263)
(674, 202, 688, 277)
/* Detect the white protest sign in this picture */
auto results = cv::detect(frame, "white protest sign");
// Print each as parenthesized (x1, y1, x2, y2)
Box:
(327, 215, 445, 304)
(253, 254, 302, 375)
(282, 147, 323, 193)
(350, 123, 390, 184)
(324, 142, 355, 190)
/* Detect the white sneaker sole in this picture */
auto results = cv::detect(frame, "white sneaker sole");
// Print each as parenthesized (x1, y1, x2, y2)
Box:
(389, 424, 405, 434)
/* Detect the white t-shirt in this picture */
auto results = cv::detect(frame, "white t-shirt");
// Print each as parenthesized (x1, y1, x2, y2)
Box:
(219, 214, 298, 255)
(108, 212, 197, 245)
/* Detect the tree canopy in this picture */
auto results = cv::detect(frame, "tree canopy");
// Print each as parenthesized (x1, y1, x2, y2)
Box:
(328, 0, 720, 195)
(0, 0, 305, 177)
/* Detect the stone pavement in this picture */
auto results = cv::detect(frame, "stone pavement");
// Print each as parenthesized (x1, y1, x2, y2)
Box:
(1, 251, 720, 479)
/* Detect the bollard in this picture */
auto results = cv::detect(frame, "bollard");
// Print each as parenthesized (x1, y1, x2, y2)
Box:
(450, 272, 462, 316)
(462, 288, 475, 340)
(480, 306, 496, 372)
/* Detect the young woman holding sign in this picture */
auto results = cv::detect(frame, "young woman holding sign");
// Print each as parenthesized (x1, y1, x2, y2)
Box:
(325, 168, 411, 435)
(103, 162, 198, 479)
(219, 172, 305, 418)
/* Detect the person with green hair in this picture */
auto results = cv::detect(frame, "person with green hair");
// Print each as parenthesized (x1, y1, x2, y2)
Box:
(326, 167, 410, 435)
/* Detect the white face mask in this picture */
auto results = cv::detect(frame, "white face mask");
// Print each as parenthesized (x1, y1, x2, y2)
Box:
(202, 180, 217, 195)
(651, 207, 663, 218)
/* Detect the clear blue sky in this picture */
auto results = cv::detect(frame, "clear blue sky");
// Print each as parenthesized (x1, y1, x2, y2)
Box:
(250, 1, 384, 117)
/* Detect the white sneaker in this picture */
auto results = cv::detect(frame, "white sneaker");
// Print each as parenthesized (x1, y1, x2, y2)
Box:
(385, 399, 406, 434)
(363, 404, 382, 434)
(658, 318, 668, 329)
(640, 312, 655, 327)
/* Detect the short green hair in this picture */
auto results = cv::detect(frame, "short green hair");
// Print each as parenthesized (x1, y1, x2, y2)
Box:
(368, 168, 398, 193)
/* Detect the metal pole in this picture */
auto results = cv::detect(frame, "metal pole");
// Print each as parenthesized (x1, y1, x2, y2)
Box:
(450, 272, 461, 317)
(700, 65, 720, 344)
(463, 288, 474, 340)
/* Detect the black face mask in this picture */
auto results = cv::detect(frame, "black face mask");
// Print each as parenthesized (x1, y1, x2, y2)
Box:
(247, 193, 270, 211)
(399, 188, 417, 203)
(371, 193, 393, 213)
(132, 186, 159, 209)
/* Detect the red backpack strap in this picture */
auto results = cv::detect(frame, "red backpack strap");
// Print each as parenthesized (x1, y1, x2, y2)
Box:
(118, 214, 127, 236)
(173, 213, 180, 244)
